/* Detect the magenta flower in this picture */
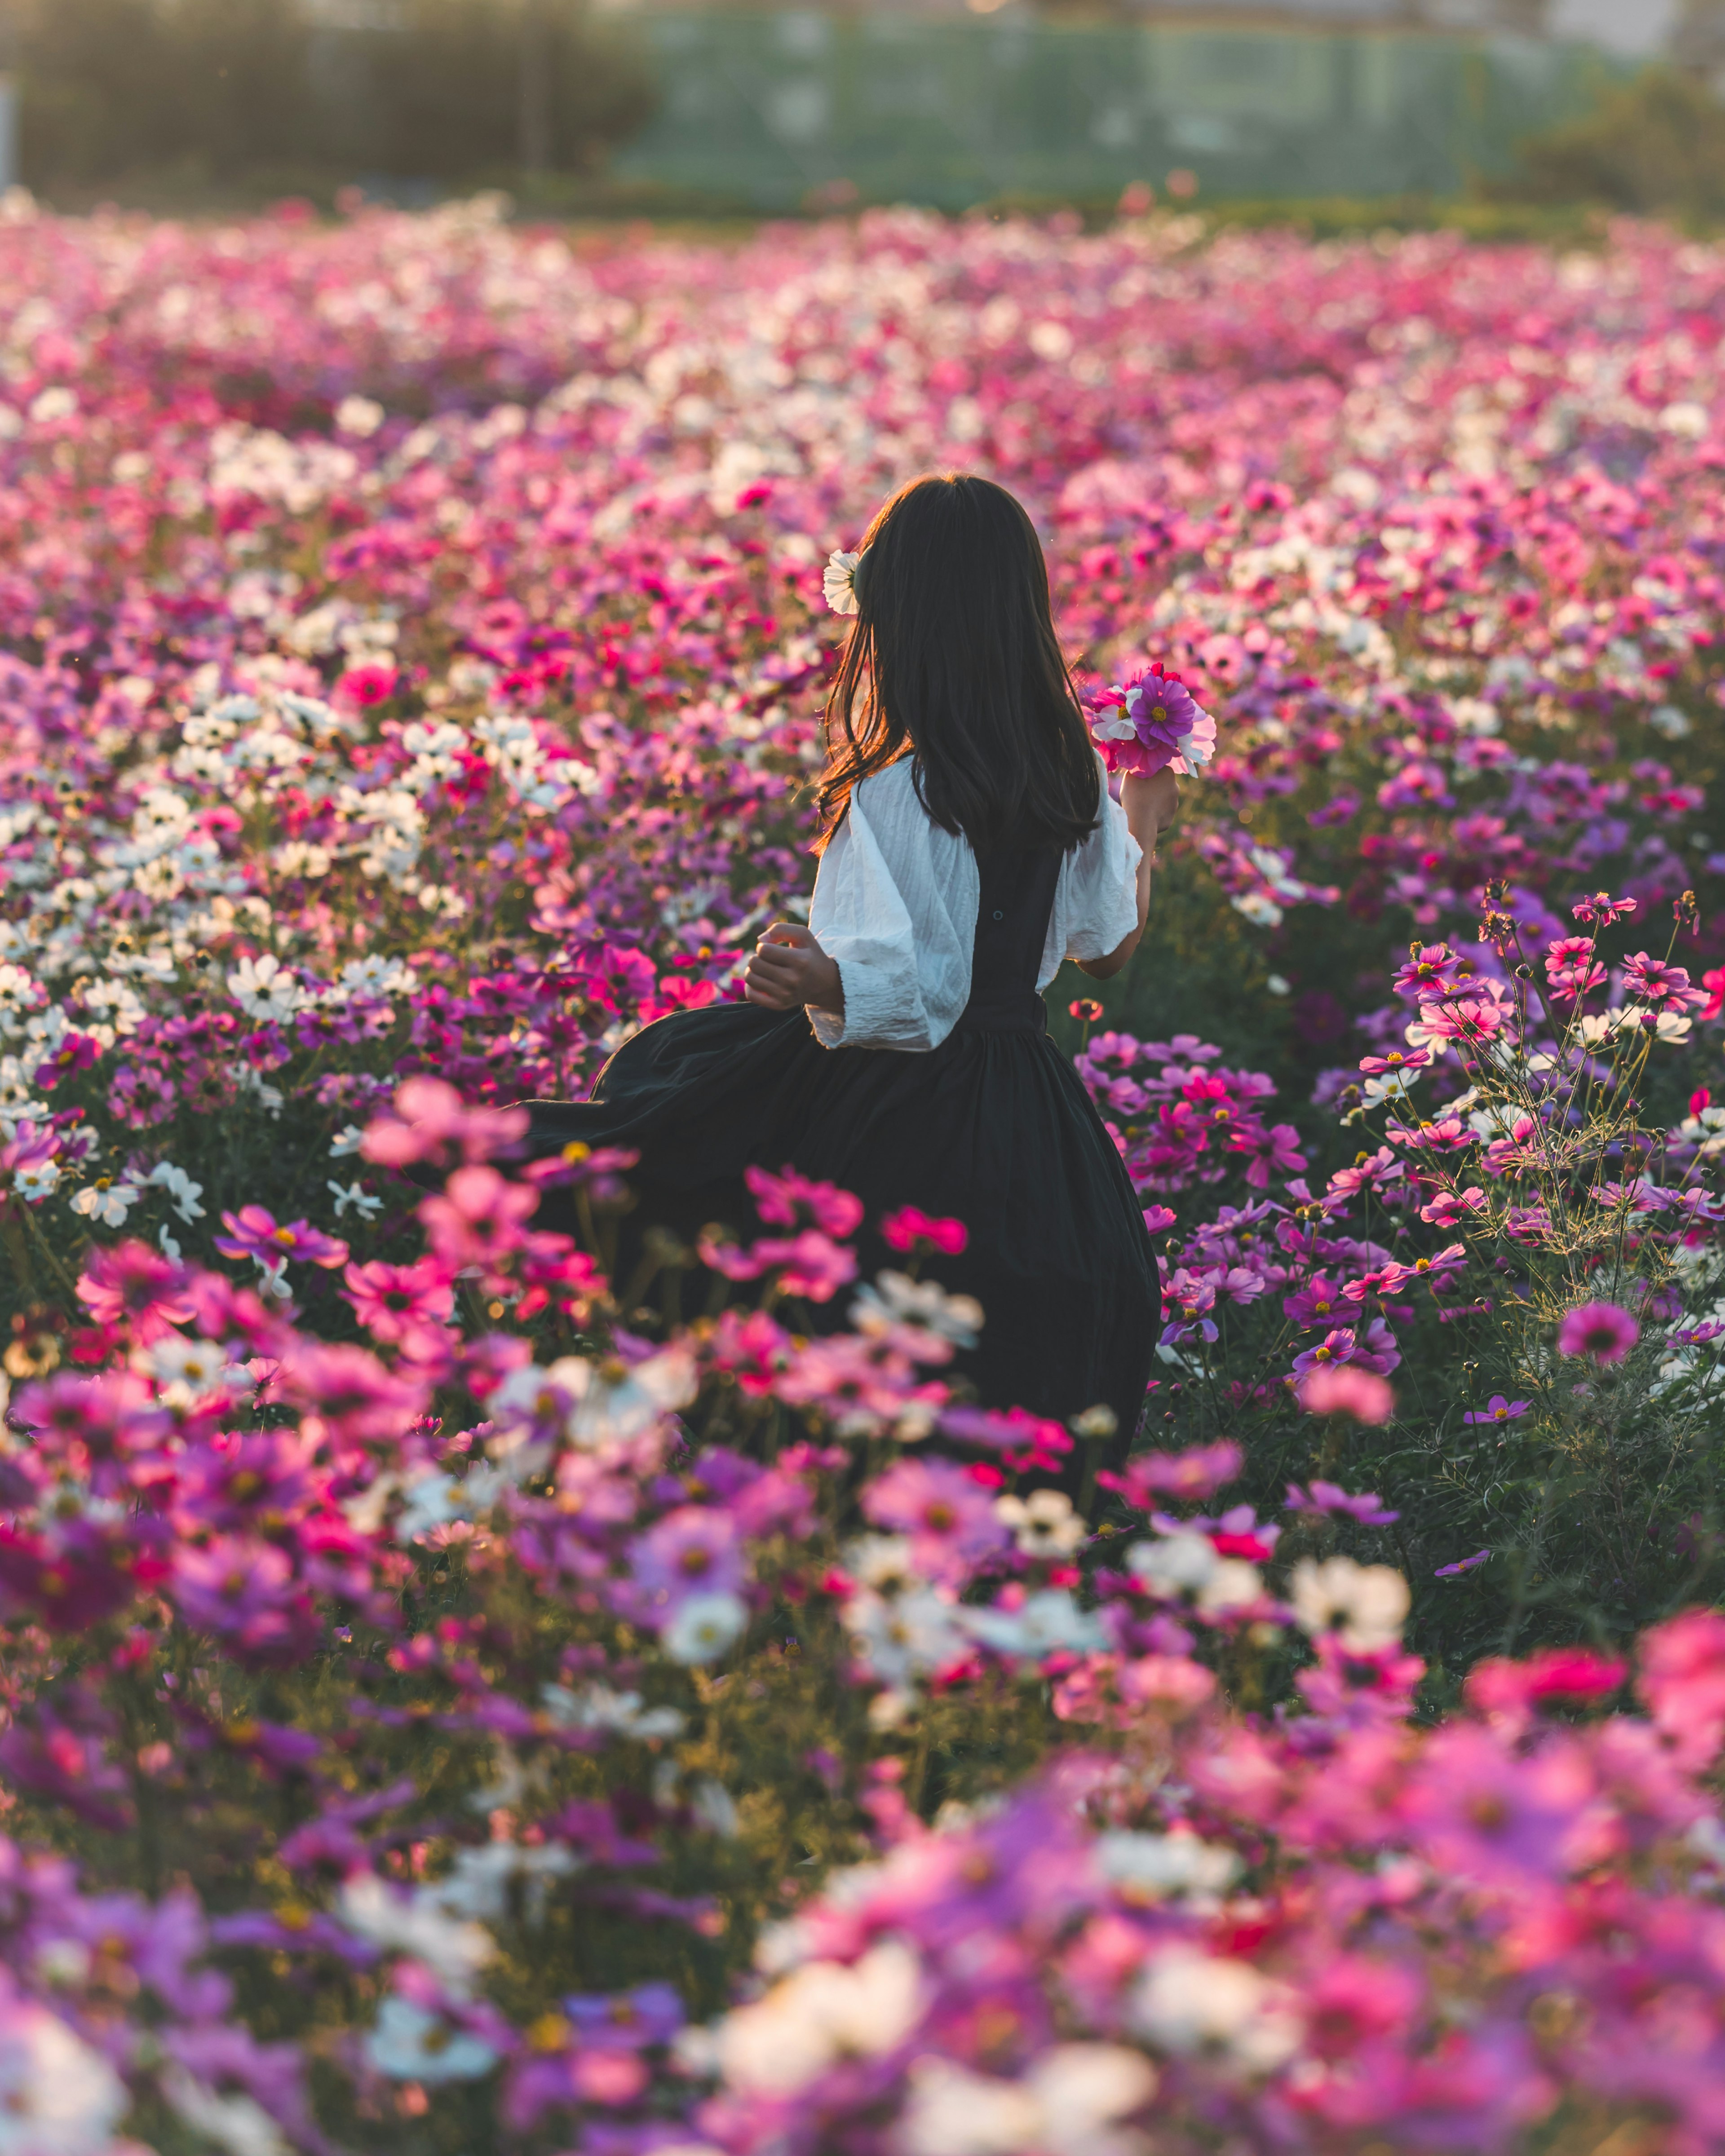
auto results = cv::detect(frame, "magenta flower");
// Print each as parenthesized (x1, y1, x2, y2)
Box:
(1462, 1395, 1530, 1425)
(861, 1457, 1009, 1582)
(744, 1164, 864, 1239)
(215, 1206, 349, 1271)
(1556, 1300, 1639, 1363)
(880, 1206, 968, 1257)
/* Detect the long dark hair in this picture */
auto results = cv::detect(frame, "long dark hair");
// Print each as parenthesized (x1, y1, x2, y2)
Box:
(817, 473, 1100, 855)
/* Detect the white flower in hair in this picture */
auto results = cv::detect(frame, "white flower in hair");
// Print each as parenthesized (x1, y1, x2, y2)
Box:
(823, 549, 861, 615)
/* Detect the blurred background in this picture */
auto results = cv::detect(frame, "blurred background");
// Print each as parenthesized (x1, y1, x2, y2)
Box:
(0, 0, 1719, 223)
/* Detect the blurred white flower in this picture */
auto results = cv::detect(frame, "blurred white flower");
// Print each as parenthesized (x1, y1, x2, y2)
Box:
(161, 2063, 291, 2156)
(1127, 1531, 1216, 1598)
(327, 1178, 383, 1220)
(960, 1589, 1106, 1659)
(851, 1271, 982, 1349)
(663, 1591, 748, 1665)
(717, 1939, 921, 2094)
(1132, 1945, 1301, 2073)
(1096, 1830, 1240, 1901)
(364, 1997, 498, 2083)
(847, 1586, 968, 1687)
(995, 1488, 1086, 1558)
(901, 2043, 1156, 2156)
(539, 1682, 685, 1741)
(1288, 1556, 1410, 1652)
(338, 1873, 495, 1997)
(0, 1997, 127, 2153)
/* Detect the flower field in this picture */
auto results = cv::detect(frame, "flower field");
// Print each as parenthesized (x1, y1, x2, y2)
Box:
(2, 192, 1725, 2152)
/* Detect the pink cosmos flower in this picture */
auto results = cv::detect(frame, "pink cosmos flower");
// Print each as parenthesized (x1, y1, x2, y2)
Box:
(342, 1258, 457, 1343)
(215, 1207, 349, 1271)
(1571, 891, 1637, 927)
(33, 1031, 100, 1088)
(1390, 944, 1477, 999)
(1462, 1395, 1529, 1425)
(1637, 1608, 1725, 1763)
(1702, 966, 1725, 1022)
(1413, 995, 1508, 1044)
(1619, 951, 1706, 1012)
(1542, 935, 1606, 1001)
(77, 1241, 196, 1339)
(1420, 1186, 1487, 1227)
(1295, 1365, 1395, 1423)
(418, 1166, 539, 1273)
(1555, 1300, 1639, 1363)
(362, 1076, 528, 1169)
(744, 1164, 864, 1239)
(862, 1457, 1009, 1582)
(1099, 1439, 1243, 1508)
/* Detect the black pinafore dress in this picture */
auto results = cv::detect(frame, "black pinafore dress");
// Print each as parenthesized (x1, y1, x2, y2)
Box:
(524, 844, 1160, 1446)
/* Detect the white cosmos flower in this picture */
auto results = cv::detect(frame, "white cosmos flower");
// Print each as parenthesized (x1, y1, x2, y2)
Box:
(900, 2044, 1157, 2156)
(851, 1271, 982, 1348)
(509, 1348, 698, 1450)
(846, 1586, 968, 1687)
(364, 1997, 498, 2084)
(540, 1682, 686, 1740)
(662, 1590, 749, 1665)
(1132, 1945, 1302, 2073)
(960, 1588, 1106, 1659)
(327, 1178, 383, 1219)
(147, 1158, 206, 1222)
(1288, 1555, 1410, 1652)
(226, 953, 304, 1020)
(715, 1939, 922, 2094)
(841, 1533, 916, 1593)
(161, 2063, 291, 2156)
(995, 1488, 1086, 1558)
(144, 1334, 248, 1402)
(0, 1998, 128, 2154)
(823, 548, 861, 615)
(1127, 1531, 1217, 1598)
(1096, 1830, 1240, 1901)
(70, 1180, 141, 1228)
(338, 1873, 495, 1998)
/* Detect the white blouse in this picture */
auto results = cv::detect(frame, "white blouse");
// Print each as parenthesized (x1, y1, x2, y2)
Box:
(805, 755, 1143, 1051)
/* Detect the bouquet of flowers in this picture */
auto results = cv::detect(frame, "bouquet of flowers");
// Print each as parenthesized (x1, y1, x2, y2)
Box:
(1083, 660, 1216, 778)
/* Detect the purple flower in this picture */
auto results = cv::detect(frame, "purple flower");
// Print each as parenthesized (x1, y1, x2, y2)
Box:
(628, 1506, 744, 1610)
(1435, 1548, 1492, 1578)
(1285, 1480, 1399, 1526)
(1462, 1395, 1530, 1426)
(1556, 1300, 1639, 1364)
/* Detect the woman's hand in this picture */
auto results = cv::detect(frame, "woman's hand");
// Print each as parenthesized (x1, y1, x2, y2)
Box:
(1121, 766, 1180, 835)
(744, 923, 845, 1013)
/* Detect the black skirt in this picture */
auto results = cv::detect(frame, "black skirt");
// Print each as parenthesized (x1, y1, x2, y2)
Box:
(522, 843, 1161, 1453)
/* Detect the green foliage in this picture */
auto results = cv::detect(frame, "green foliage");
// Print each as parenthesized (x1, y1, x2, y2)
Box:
(1497, 64, 1725, 219)
(13, 0, 657, 190)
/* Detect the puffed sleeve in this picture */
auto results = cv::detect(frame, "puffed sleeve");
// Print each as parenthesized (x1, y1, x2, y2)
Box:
(806, 764, 977, 1051)
(1039, 758, 1143, 987)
